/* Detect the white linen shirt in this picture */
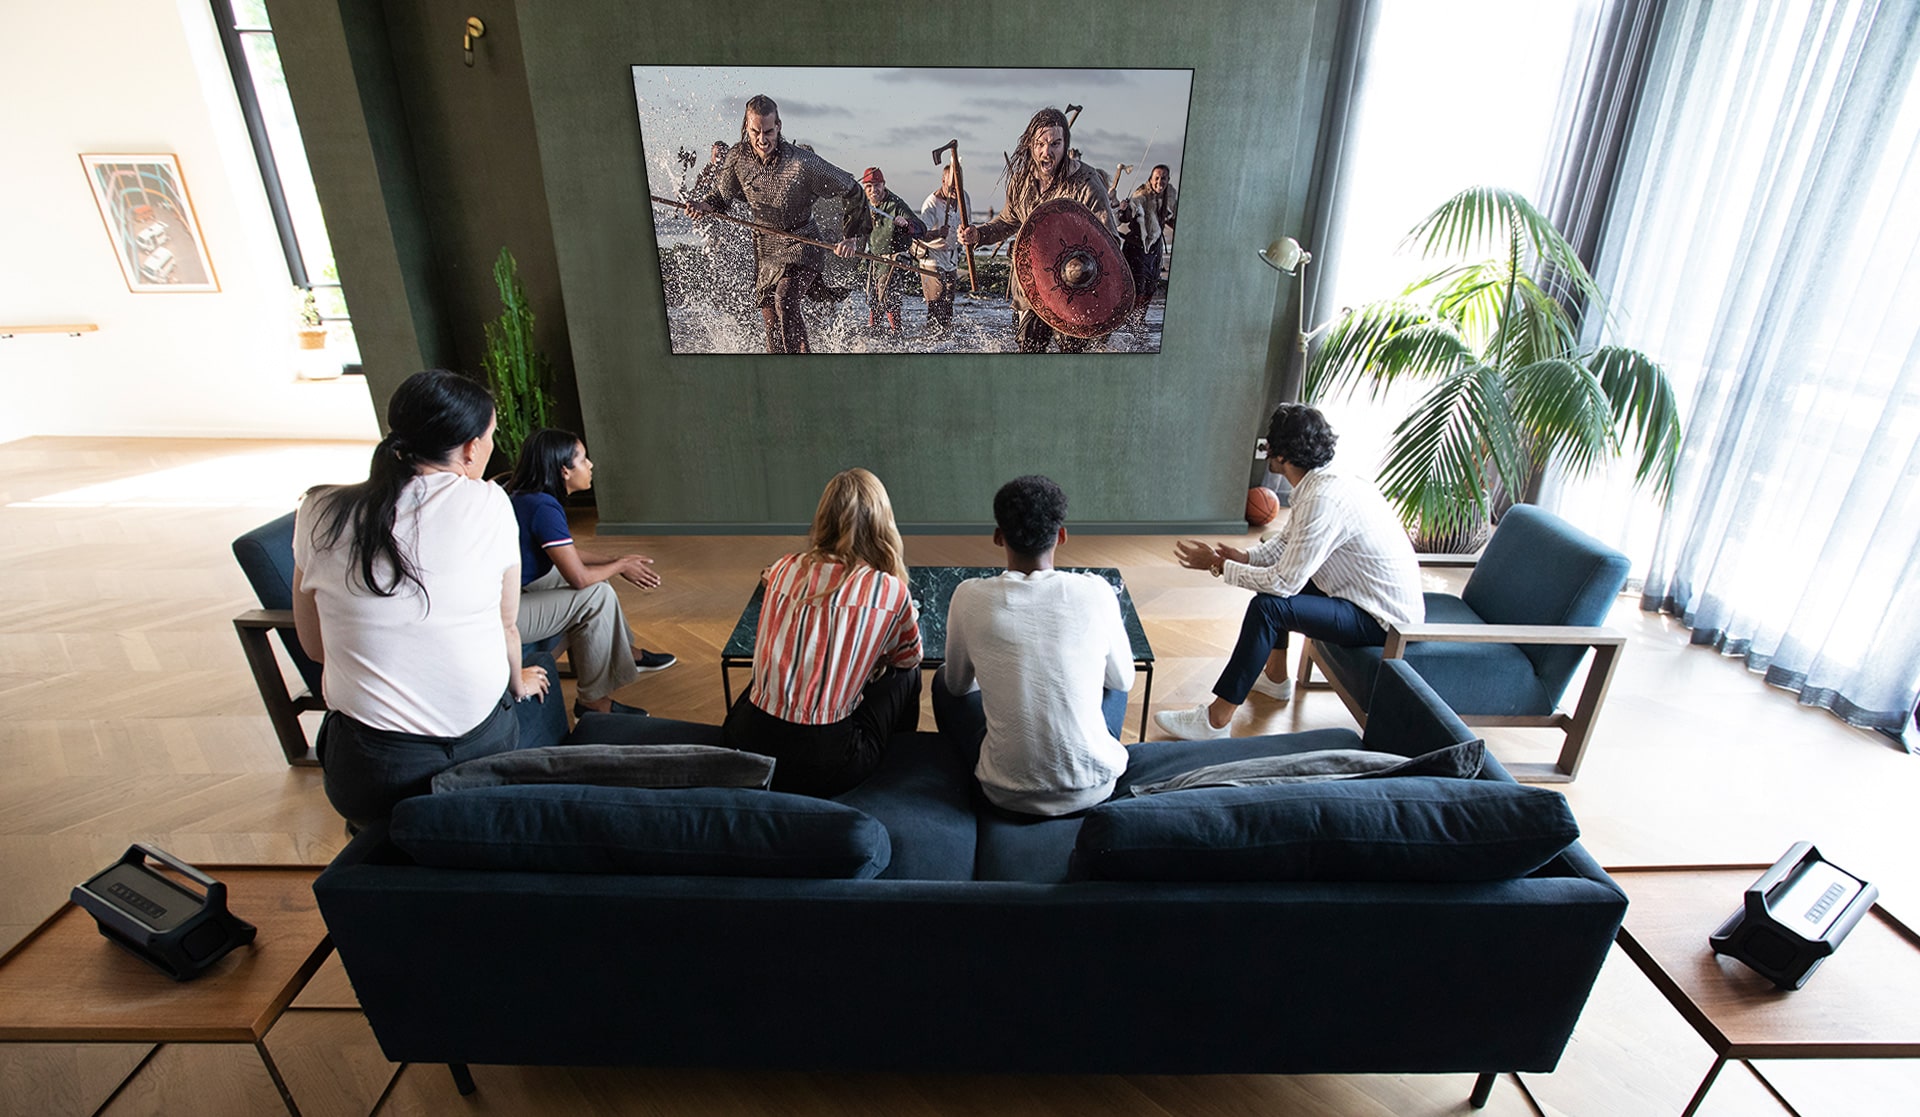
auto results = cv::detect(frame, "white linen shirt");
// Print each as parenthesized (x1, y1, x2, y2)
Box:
(942, 570, 1137, 815)
(1222, 467, 1425, 630)
(294, 471, 519, 737)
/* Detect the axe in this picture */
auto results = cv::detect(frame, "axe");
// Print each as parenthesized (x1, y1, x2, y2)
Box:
(932, 139, 978, 294)
(1064, 103, 1083, 129)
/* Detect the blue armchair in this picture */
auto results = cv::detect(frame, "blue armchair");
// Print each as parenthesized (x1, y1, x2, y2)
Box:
(1299, 504, 1630, 782)
(232, 511, 567, 765)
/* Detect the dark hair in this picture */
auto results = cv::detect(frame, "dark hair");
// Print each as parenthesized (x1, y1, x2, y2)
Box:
(993, 475, 1069, 557)
(1152, 163, 1171, 177)
(308, 369, 494, 599)
(739, 94, 779, 147)
(1266, 403, 1338, 471)
(508, 428, 584, 504)
(1007, 107, 1072, 205)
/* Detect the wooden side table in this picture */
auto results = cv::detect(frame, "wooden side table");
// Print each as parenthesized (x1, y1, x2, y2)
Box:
(1606, 864, 1920, 1115)
(0, 865, 339, 1116)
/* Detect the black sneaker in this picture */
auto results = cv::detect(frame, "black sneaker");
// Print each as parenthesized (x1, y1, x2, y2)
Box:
(575, 698, 649, 718)
(634, 649, 677, 672)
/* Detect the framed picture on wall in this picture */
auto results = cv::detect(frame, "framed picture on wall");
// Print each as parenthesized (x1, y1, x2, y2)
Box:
(633, 66, 1192, 355)
(80, 154, 220, 294)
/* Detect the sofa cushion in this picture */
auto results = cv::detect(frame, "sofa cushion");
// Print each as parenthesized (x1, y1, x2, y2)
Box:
(1073, 777, 1579, 882)
(390, 784, 890, 878)
(972, 728, 1365, 884)
(1128, 740, 1485, 795)
(835, 732, 978, 881)
(430, 743, 775, 793)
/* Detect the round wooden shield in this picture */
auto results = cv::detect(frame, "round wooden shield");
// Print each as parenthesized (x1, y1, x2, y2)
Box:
(1012, 198, 1135, 338)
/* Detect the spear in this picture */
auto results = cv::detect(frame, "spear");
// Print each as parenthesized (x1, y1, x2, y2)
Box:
(649, 194, 939, 277)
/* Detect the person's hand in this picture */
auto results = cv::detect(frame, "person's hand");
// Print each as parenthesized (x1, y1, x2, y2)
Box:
(619, 555, 662, 589)
(834, 237, 863, 259)
(686, 200, 715, 221)
(892, 214, 912, 229)
(1174, 539, 1217, 571)
(1214, 544, 1250, 566)
(516, 664, 550, 701)
(956, 224, 979, 247)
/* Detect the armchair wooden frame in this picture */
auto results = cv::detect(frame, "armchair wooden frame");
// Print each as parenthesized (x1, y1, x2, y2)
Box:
(233, 609, 323, 767)
(1295, 555, 1626, 783)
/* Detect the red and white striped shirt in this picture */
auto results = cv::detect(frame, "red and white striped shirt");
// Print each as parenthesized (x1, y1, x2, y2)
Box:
(748, 553, 923, 724)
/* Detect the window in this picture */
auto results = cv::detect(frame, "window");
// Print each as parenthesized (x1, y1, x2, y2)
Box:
(209, 0, 360, 368)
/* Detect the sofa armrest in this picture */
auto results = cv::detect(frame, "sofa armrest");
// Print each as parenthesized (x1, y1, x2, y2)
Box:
(1360, 659, 1479, 760)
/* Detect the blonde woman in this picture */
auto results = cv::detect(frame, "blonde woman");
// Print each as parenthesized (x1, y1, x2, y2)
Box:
(723, 468, 923, 797)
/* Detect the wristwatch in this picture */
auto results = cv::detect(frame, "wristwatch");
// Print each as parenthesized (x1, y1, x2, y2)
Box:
(1209, 558, 1224, 578)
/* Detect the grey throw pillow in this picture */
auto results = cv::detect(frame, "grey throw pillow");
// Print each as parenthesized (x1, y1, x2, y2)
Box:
(1129, 740, 1484, 796)
(431, 743, 776, 793)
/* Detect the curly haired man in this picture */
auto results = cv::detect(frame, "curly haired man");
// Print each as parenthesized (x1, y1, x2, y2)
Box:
(1157, 404, 1424, 739)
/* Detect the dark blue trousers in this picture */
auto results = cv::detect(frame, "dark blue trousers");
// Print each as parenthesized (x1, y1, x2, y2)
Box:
(1214, 581, 1386, 704)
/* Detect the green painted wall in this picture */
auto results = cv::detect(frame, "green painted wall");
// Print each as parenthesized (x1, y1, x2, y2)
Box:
(280, 0, 1337, 528)
(515, 0, 1338, 531)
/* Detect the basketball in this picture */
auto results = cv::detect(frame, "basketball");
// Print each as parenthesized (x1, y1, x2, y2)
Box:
(1246, 486, 1280, 526)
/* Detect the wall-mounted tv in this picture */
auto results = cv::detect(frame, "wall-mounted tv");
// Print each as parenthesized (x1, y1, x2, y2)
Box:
(633, 66, 1193, 355)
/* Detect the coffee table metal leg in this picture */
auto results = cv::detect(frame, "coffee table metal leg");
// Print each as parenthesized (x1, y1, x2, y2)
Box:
(1680, 1056, 1726, 1117)
(88, 1043, 162, 1117)
(1137, 663, 1154, 742)
(256, 1038, 303, 1116)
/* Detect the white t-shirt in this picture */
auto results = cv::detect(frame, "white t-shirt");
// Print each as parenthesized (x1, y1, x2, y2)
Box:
(1222, 467, 1425, 630)
(942, 570, 1137, 815)
(294, 471, 519, 737)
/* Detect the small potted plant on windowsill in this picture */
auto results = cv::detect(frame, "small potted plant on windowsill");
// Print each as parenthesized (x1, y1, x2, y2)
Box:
(293, 286, 341, 379)
(296, 287, 328, 349)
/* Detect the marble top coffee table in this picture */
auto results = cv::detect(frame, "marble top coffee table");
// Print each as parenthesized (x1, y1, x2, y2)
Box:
(722, 565, 1156, 741)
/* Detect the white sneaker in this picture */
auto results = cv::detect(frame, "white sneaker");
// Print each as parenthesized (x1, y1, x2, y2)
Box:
(1250, 673, 1294, 702)
(1154, 703, 1232, 740)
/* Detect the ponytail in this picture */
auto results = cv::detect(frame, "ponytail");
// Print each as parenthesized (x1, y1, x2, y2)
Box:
(307, 370, 496, 600)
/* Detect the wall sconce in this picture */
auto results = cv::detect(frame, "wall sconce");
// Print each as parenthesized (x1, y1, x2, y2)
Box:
(463, 17, 486, 67)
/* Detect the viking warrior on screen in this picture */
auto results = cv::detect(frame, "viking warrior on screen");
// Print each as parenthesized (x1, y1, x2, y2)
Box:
(959, 108, 1131, 353)
(688, 95, 873, 353)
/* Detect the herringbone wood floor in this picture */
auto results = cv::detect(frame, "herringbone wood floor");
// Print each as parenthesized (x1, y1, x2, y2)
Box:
(2, 437, 1915, 1116)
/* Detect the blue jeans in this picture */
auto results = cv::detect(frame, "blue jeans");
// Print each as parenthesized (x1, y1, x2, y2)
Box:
(930, 671, 1129, 752)
(1214, 581, 1386, 704)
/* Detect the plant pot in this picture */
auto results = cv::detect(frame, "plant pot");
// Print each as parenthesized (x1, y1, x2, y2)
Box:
(297, 327, 328, 350)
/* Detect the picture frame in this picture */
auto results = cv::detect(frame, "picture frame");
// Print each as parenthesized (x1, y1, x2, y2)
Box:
(80, 153, 220, 293)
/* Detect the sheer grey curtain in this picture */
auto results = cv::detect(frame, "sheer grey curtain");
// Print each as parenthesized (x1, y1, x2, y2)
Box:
(1589, 0, 1920, 739)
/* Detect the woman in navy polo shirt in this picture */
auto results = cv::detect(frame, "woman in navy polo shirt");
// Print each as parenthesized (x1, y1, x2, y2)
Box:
(507, 429, 676, 719)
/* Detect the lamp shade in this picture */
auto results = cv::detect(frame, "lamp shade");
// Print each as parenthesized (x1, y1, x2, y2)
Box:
(1259, 237, 1312, 275)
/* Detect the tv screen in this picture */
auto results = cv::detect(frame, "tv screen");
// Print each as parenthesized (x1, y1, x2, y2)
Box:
(633, 66, 1193, 356)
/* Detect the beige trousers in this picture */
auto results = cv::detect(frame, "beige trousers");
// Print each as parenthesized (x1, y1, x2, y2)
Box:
(517, 567, 639, 702)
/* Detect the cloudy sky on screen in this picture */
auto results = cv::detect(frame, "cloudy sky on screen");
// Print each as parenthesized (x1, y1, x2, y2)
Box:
(633, 66, 1193, 215)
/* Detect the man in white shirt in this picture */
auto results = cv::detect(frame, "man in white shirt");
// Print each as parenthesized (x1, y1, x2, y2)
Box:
(1156, 404, 1424, 740)
(934, 476, 1137, 815)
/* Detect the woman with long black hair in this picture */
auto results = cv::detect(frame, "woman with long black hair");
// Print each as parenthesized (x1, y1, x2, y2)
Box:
(292, 370, 549, 827)
(507, 428, 675, 719)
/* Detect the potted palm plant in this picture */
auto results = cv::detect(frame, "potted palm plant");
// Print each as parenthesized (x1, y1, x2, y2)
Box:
(1306, 186, 1683, 551)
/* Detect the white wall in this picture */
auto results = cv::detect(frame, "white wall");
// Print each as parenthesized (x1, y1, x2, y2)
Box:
(0, 0, 376, 444)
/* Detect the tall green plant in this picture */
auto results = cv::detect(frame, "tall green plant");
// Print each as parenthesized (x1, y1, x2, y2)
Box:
(481, 247, 554, 466)
(1306, 186, 1682, 550)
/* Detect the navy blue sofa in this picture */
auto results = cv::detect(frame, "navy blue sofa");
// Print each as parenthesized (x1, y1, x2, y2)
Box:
(313, 661, 1625, 1107)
